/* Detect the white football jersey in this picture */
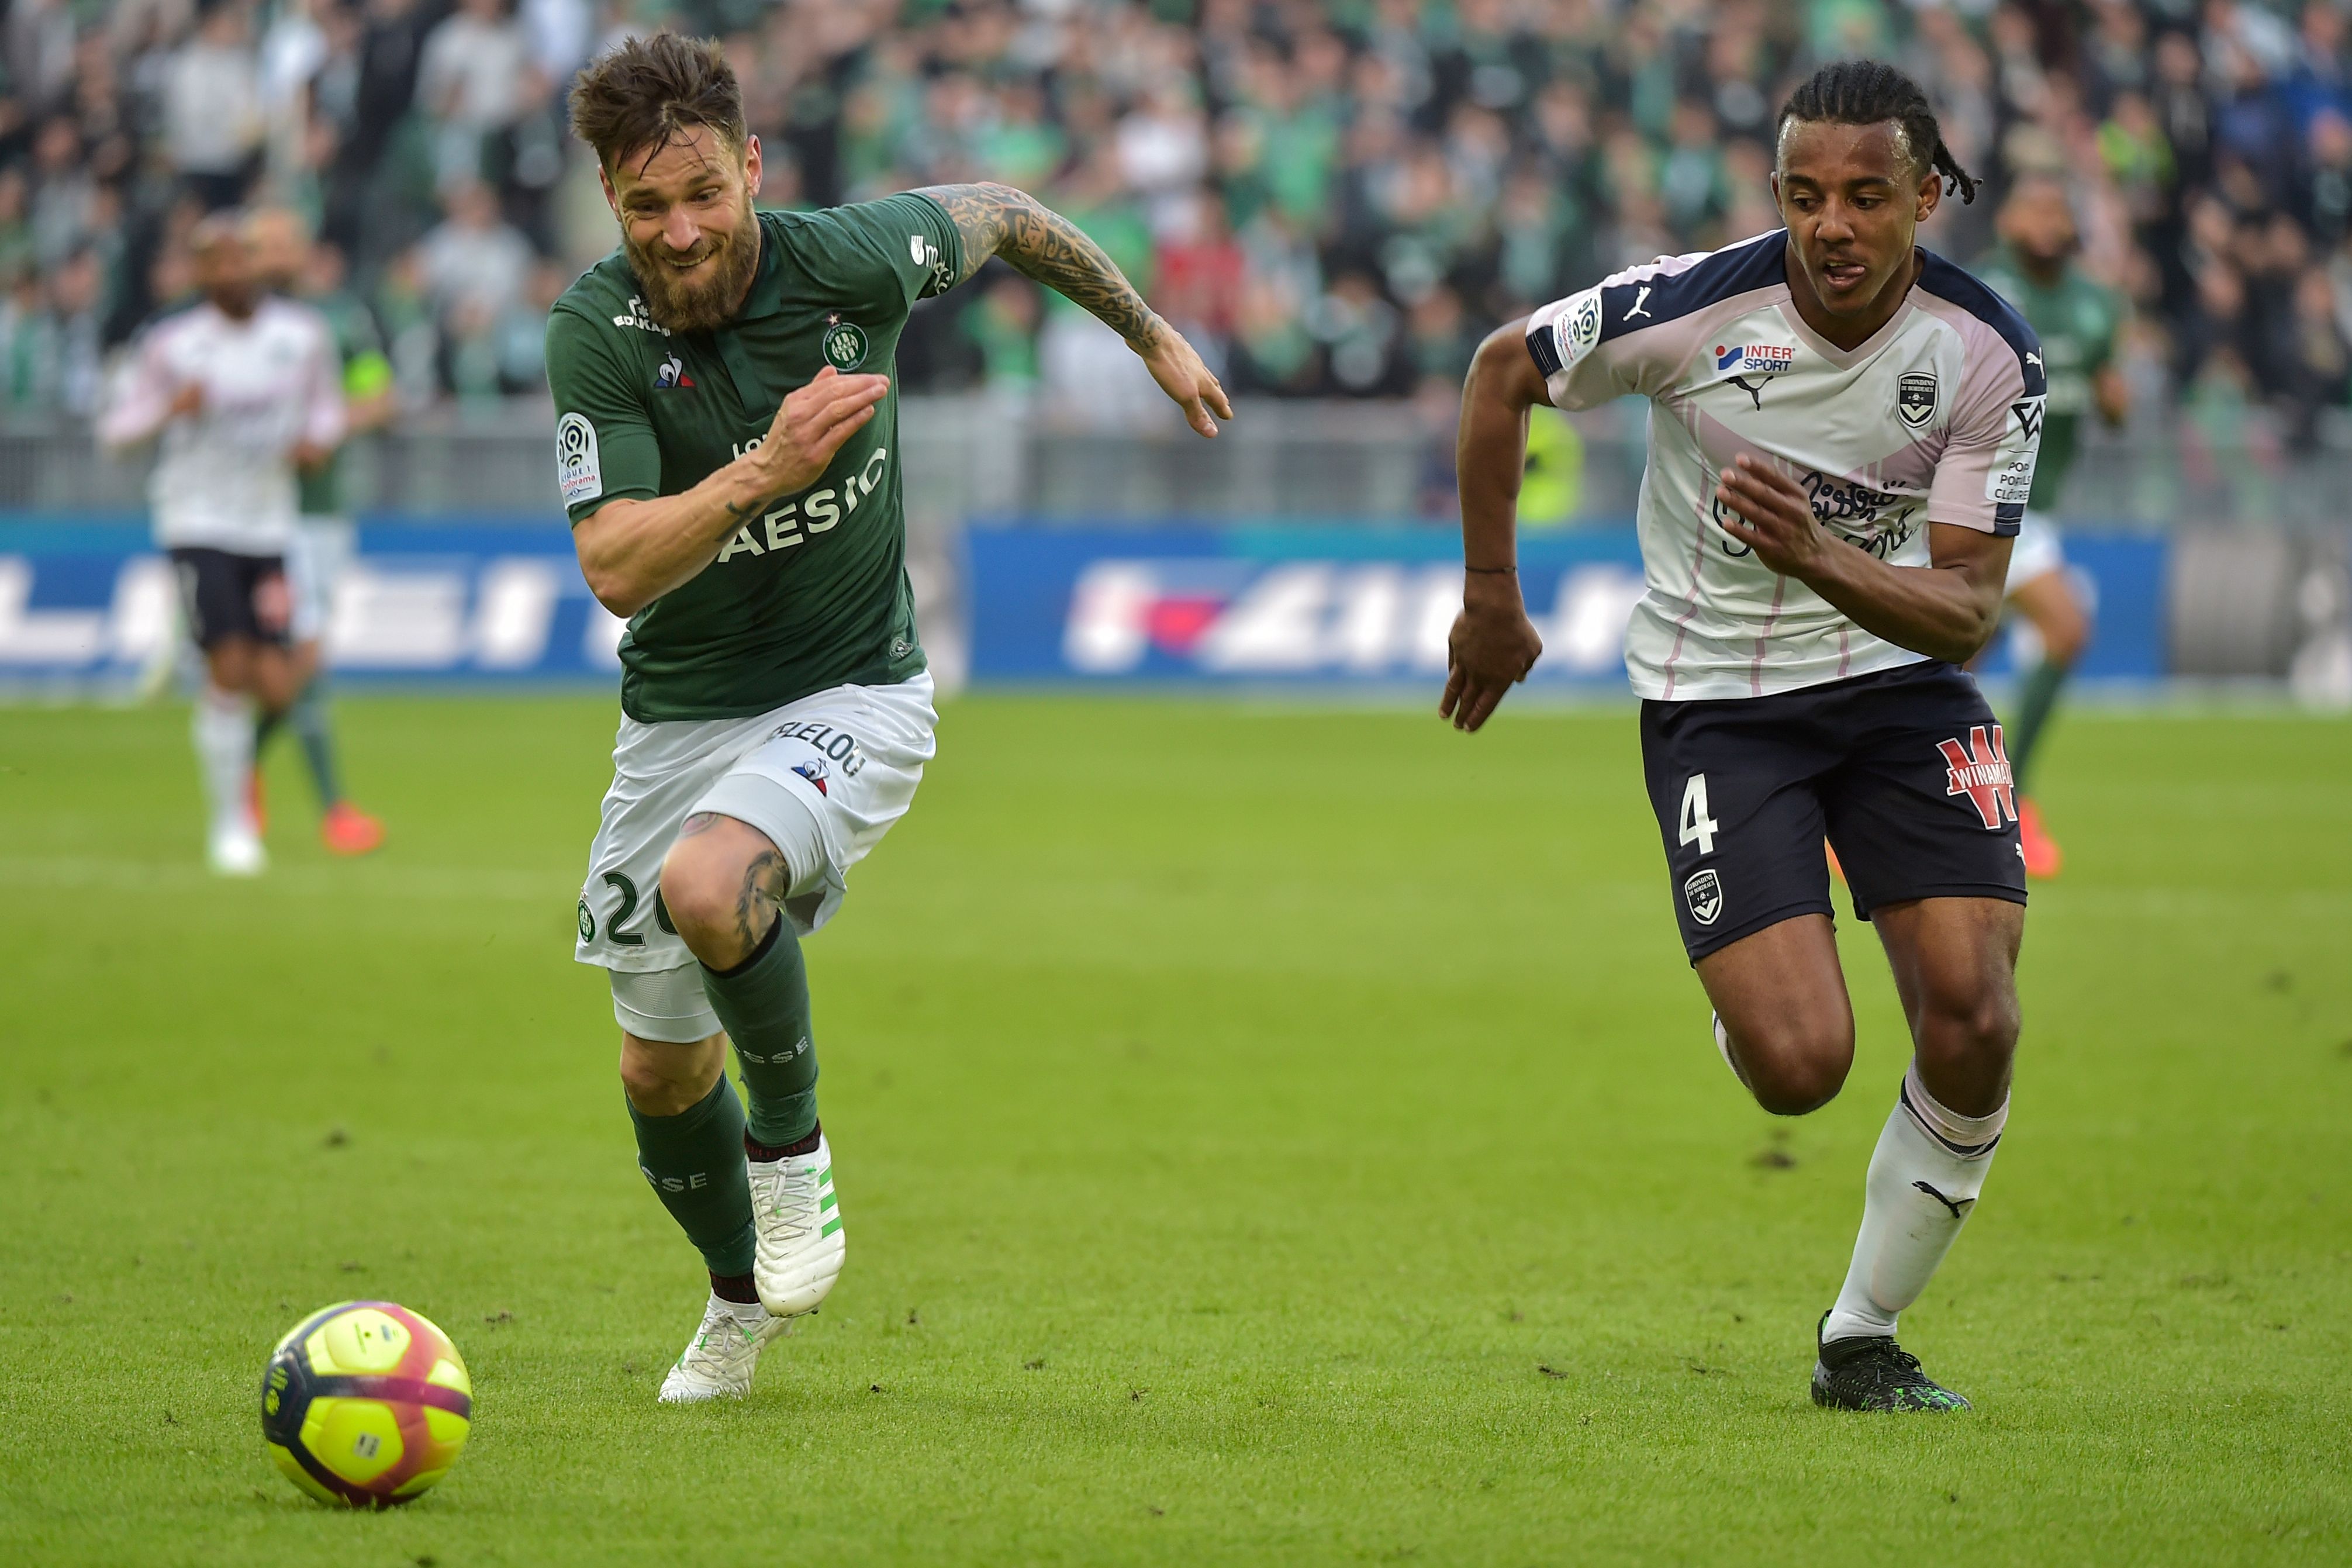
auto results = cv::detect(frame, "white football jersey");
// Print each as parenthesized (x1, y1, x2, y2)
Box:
(1526, 231, 2046, 700)
(99, 298, 346, 555)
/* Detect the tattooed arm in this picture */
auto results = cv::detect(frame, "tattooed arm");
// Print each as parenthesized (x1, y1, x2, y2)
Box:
(916, 181, 1233, 438)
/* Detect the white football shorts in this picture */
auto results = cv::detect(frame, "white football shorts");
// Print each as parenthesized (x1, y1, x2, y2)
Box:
(575, 673, 937, 1009)
(2005, 508, 2064, 592)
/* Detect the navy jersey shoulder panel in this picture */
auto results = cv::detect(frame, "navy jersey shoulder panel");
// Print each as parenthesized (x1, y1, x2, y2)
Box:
(1918, 251, 2047, 397)
(1526, 317, 1564, 378)
(1593, 232, 1787, 346)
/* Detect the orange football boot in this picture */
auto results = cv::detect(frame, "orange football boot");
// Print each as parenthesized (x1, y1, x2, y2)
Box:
(320, 802, 385, 856)
(2017, 797, 2062, 879)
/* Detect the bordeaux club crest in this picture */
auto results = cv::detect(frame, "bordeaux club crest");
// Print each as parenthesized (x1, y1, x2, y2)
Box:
(1683, 868, 1724, 927)
(1896, 371, 1939, 429)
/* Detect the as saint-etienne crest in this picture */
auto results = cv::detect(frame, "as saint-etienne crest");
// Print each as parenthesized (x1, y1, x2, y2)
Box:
(822, 312, 869, 371)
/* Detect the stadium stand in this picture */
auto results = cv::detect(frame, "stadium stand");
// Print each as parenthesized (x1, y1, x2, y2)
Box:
(0, 0, 2344, 441)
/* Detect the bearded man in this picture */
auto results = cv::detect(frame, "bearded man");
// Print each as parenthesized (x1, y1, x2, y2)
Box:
(548, 33, 1228, 1402)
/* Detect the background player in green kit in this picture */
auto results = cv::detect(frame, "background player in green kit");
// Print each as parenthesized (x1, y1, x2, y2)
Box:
(550, 33, 1230, 1403)
(249, 207, 389, 857)
(1975, 175, 2127, 878)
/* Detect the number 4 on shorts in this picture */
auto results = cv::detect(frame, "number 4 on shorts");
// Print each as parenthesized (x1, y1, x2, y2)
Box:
(1679, 773, 1720, 855)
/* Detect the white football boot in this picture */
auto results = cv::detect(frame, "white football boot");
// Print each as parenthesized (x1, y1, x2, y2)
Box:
(208, 815, 266, 877)
(749, 1133, 844, 1317)
(657, 1294, 789, 1404)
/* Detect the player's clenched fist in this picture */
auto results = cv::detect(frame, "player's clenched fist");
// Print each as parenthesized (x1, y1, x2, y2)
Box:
(1714, 454, 1832, 578)
(739, 366, 891, 499)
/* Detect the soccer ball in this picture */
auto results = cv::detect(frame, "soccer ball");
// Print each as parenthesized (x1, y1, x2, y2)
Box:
(260, 1300, 473, 1508)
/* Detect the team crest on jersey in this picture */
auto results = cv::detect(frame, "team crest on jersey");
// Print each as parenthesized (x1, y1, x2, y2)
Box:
(652, 354, 695, 390)
(1683, 868, 1724, 927)
(822, 313, 869, 370)
(1937, 725, 2016, 828)
(555, 412, 602, 505)
(1897, 371, 1939, 429)
(790, 758, 831, 796)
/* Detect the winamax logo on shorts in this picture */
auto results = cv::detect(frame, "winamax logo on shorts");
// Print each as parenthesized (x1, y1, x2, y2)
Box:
(1938, 725, 2017, 828)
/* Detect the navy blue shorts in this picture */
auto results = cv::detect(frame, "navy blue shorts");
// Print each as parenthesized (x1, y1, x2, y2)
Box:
(1639, 661, 2028, 963)
(170, 547, 292, 651)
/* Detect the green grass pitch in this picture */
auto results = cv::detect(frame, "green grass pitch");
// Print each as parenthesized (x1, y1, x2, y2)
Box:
(2, 693, 2348, 1564)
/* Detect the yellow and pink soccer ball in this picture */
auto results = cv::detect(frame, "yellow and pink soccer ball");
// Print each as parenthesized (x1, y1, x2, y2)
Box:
(260, 1301, 473, 1508)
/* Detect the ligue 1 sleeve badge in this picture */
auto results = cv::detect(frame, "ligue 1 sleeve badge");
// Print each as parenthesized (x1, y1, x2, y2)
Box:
(822, 312, 869, 371)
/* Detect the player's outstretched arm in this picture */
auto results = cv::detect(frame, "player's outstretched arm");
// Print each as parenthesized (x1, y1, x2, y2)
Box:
(573, 367, 890, 617)
(1441, 321, 1548, 733)
(914, 181, 1232, 438)
(1714, 456, 2013, 664)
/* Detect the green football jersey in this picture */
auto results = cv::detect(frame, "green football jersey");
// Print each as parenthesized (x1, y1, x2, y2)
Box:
(296, 289, 391, 517)
(1973, 249, 2121, 512)
(546, 195, 963, 723)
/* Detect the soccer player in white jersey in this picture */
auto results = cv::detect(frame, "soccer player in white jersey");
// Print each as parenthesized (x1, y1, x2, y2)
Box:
(1445, 62, 2046, 1412)
(99, 217, 346, 876)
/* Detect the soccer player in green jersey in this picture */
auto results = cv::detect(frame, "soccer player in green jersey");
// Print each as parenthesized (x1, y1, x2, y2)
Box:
(1975, 175, 2127, 878)
(550, 34, 1229, 1402)
(248, 208, 389, 857)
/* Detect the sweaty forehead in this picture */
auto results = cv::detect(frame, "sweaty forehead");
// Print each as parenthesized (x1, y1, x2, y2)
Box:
(1775, 118, 1916, 184)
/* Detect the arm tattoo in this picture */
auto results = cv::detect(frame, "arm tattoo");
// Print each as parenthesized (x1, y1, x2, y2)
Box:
(917, 181, 1163, 348)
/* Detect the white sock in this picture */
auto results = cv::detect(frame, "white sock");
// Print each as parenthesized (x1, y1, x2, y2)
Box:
(1822, 1063, 2006, 1344)
(192, 686, 256, 834)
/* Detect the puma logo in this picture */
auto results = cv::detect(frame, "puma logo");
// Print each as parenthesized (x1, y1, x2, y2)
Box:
(1626, 285, 1655, 320)
(1728, 374, 1769, 410)
(1913, 1180, 1974, 1220)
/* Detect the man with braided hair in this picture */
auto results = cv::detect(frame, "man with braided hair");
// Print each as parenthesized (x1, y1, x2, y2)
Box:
(1448, 60, 2043, 1412)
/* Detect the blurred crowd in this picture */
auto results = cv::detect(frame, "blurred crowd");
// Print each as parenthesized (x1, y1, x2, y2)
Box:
(2, 0, 2349, 439)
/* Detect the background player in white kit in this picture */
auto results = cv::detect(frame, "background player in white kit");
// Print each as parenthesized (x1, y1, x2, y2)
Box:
(1445, 63, 2044, 1411)
(99, 216, 346, 875)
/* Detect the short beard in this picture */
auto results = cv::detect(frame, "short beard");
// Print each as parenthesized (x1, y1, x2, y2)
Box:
(623, 194, 761, 334)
